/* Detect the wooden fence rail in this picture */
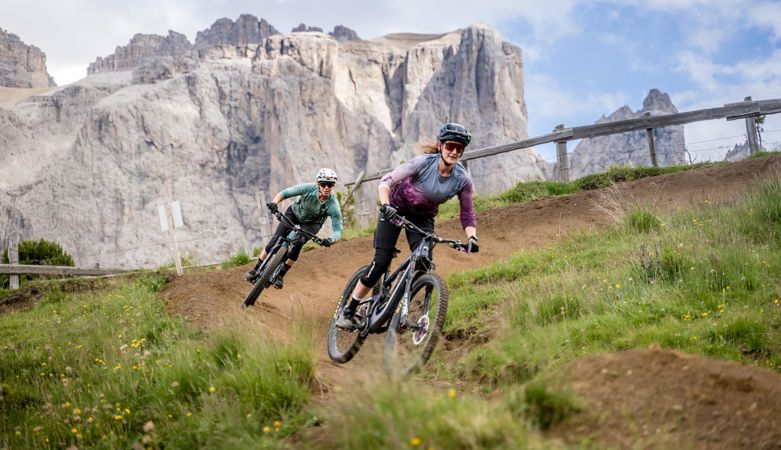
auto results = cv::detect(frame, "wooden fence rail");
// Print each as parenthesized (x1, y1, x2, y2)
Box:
(0, 264, 128, 277)
(347, 97, 781, 186)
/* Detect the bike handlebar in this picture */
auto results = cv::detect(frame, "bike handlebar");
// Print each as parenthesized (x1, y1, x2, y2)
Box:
(270, 208, 328, 247)
(391, 215, 471, 252)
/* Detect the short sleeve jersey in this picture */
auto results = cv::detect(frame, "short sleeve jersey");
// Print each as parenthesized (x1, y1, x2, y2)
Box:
(379, 154, 477, 229)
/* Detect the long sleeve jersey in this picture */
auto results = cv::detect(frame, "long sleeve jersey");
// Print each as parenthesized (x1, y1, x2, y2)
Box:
(278, 183, 344, 241)
(379, 153, 477, 229)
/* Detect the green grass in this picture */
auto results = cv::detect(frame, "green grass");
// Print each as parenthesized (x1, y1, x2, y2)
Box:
(442, 178, 781, 387)
(748, 148, 780, 159)
(0, 272, 315, 449)
(313, 382, 539, 449)
(221, 248, 252, 268)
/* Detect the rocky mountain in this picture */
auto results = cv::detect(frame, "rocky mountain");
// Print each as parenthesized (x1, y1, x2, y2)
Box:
(0, 17, 546, 268)
(194, 15, 278, 51)
(0, 28, 55, 88)
(724, 142, 751, 162)
(292, 23, 323, 33)
(88, 31, 194, 74)
(329, 25, 360, 42)
(567, 89, 685, 178)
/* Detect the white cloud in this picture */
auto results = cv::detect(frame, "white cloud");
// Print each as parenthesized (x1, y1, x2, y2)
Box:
(525, 73, 629, 131)
(687, 27, 728, 54)
(671, 46, 781, 160)
(746, 2, 781, 41)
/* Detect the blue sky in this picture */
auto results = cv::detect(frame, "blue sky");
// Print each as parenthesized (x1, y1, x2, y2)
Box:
(2, 0, 780, 161)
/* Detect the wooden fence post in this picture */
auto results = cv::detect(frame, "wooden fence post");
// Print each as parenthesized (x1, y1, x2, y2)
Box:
(643, 112, 658, 168)
(256, 190, 273, 244)
(9, 238, 19, 290)
(744, 96, 760, 154)
(646, 128, 658, 167)
(164, 204, 183, 276)
(554, 124, 570, 182)
(341, 170, 365, 210)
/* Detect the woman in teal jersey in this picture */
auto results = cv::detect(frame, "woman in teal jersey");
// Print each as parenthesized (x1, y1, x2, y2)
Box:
(245, 168, 344, 289)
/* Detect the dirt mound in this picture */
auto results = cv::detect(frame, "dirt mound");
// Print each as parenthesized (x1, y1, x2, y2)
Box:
(554, 348, 781, 449)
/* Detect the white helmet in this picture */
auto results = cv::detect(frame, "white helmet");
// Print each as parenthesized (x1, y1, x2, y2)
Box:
(316, 168, 338, 183)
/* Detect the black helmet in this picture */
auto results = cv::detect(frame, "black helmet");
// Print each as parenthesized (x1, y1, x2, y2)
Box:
(438, 122, 471, 147)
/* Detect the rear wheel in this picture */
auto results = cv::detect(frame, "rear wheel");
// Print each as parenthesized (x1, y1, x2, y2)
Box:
(327, 266, 378, 363)
(384, 273, 448, 378)
(241, 248, 287, 308)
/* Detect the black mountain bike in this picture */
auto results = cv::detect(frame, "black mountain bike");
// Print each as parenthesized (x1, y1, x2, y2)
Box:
(327, 215, 472, 377)
(241, 208, 326, 309)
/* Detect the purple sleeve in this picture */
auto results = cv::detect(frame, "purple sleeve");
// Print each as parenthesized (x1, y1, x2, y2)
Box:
(458, 179, 477, 229)
(379, 158, 423, 191)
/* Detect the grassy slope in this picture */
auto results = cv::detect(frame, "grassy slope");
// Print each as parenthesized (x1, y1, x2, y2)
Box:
(3, 161, 781, 449)
(312, 177, 781, 449)
(0, 272, 316, 449)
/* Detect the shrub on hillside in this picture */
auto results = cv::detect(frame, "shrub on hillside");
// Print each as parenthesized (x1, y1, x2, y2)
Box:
(1, 239, 74, 288)
(2, 239, 74, 266)
(499, 180, 578, 203)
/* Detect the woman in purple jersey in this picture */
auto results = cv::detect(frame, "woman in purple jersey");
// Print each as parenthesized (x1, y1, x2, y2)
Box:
(336, 123, 480, 330)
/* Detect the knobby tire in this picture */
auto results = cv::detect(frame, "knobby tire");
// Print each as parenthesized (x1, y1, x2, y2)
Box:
(327, 266, 376, 363)
(242, 248, 287, 308)
(383, 272, 448, 378)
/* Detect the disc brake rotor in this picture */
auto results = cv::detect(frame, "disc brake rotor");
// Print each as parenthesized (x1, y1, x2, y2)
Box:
(412, 315, 429, 346)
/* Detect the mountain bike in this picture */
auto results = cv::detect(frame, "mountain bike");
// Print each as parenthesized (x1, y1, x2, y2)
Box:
(241, 207, 326, 309)
(327, 215, 473, 378)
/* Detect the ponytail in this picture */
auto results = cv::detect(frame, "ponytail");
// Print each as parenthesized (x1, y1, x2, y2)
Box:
(416, 139, 439, 154)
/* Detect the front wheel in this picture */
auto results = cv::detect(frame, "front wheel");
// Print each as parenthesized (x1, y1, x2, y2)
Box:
(384, 273, 448, 378)
(327, 266, 377, 363)
(241, 248, 287, 308)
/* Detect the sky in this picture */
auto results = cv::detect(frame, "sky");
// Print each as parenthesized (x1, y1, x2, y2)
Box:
(2, 0, 780, 162)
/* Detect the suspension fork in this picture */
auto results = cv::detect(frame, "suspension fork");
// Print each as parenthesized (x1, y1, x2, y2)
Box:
(398, 253, 420, 321)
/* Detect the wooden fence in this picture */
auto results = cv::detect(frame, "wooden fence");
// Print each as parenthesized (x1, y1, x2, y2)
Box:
(345, 96, 781, 189)
(0, 264, 127, 277)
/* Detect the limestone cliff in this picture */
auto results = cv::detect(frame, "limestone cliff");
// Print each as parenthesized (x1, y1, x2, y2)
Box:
(0, 28, 55, 88)
(0, 20, 544, 268)
(195, 15, 278, 50)
(87, 31, 194, 75)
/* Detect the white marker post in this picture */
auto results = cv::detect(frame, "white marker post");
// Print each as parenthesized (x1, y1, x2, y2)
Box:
(159, 201, 184, 276)
(9, 238, 19, 290)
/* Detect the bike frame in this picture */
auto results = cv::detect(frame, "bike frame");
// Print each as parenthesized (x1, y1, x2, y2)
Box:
(358, 217, 461, 336)
(251, 210, 324, 282)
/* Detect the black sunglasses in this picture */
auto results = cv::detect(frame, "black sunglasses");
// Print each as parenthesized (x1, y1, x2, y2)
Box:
(318, 181, 335, 188)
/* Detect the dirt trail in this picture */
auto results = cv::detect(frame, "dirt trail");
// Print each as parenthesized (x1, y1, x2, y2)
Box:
(163, 155, 781, 442)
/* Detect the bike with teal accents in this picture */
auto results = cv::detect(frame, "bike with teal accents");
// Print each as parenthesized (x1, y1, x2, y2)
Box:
(241, 206, 327, 309)
(327, 214, 472, 378)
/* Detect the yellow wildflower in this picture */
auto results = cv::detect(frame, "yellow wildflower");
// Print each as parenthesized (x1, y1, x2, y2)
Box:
(208, 386, 216, 394)
(410, 437, 422, 446)
(447, 388, 457, 398)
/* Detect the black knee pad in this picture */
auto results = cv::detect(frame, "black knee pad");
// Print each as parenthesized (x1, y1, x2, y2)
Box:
(360, 247, 395, 286)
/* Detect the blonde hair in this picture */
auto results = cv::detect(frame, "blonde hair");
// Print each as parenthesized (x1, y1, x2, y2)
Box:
(416, 139, 440, 154)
